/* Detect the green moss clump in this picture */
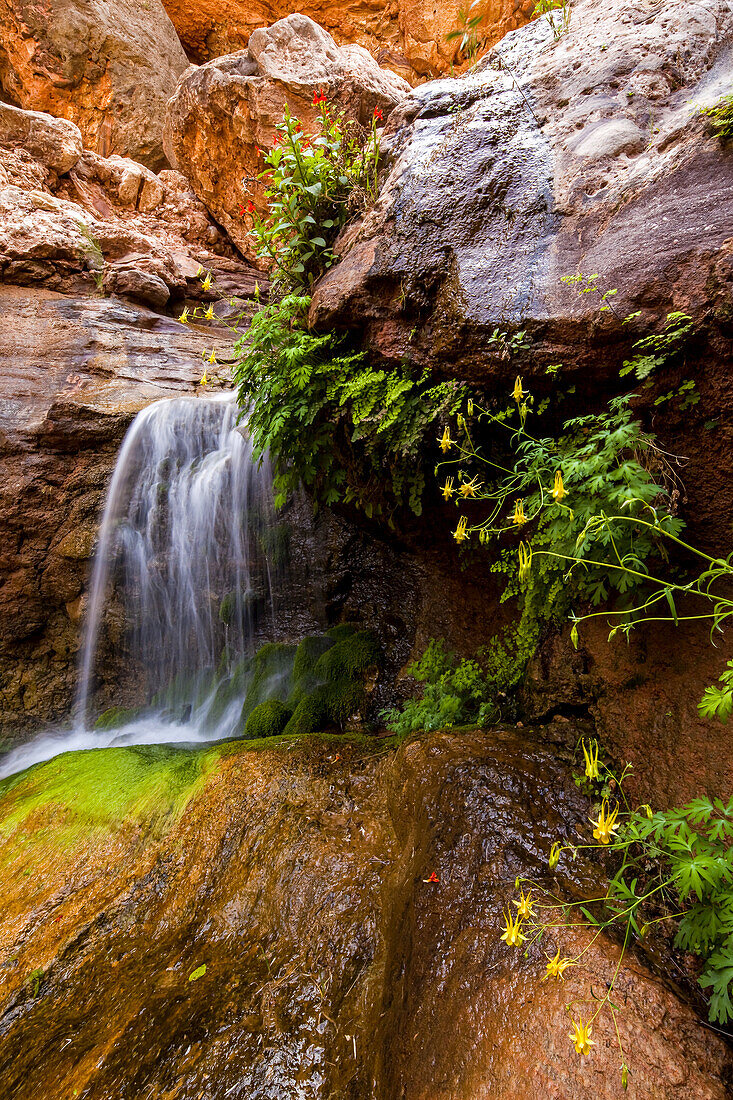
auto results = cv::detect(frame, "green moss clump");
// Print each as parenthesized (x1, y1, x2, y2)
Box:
(219, 591, 237, 625)
(244, 699, 292, 739)
(315, 630, 380, 682)
(93, 706, 140, 730)
(326, 623, 359, 643)
(242, 642, 298, 720)
(292, 635, 334, 681)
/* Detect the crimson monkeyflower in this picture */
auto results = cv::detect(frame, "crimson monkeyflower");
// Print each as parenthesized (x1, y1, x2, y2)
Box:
(238, 203, 246, 216)
(272, 131, 281, 146)
(313, 88, 327, 105)
(373, 107, 384, 122)
(246, 199, 255, 213)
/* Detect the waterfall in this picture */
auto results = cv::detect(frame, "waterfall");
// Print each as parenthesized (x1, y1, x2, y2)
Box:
(0, 395, 287, 778)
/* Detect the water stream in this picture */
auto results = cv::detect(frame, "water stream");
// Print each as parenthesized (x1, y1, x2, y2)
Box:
(0, 395, 288, 778)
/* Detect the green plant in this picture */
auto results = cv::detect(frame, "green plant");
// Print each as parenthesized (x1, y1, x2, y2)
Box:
(249, 97, 383, 289)
(699, 94, 733, 141)
(500, 743, 733, 1089)
(446, 0, 488, 63)
(76, 222, 105, 292)
(699, 659, 733, 724)
(382, 639, 496, 735)
(532, 0, 570, 39)
(234, 294, 464, 517)
(619, 310, 694, 382)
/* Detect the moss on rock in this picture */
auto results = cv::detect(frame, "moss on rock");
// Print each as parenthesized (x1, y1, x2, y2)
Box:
(245, 699, 292, 740)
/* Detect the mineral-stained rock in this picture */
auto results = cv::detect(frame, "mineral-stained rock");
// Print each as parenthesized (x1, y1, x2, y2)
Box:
(164, 14, 412, 257)
(0, 0, 189, 168)
(0, 285, 235, 735)
(310, 0, 733, 384)
(161, 0, 535, 82)
(0, 730, 730, 1096)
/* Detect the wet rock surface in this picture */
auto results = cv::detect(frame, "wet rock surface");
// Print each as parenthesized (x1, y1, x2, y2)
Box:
(0, 286, 236, 738)
(0, 729, 730, 1098)
(164, 14, 411, 258)
(0, 0, 188, 167)
(310, 0, 733, 381)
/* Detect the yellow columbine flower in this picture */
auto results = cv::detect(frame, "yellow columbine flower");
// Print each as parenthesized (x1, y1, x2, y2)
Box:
(512, 499, 526, 527)
(453, 516, 469, 543)
(178, 306, 189, 324)
(569, 1019, 595, 1056)
(512, 888, 535, 918)
(500, 908, 525, 948)
(590, 800, 620, 845)
(512, 375, 524, 403)
(201, 272, 212, 290)
(518, 540, 532, 581)
(207, 350, 217, 365)
(582, 738, 600, 782)
(543, 949, 573, 980)
(204, 304, 215, 320)
(549, 841, 561, 870)
(569, 1018, 595, 1056)
(439, 426, 453, 453)
(459, 476, 482, 498)
(199, 370, 208, 386)
(552, 470, 567, 501)
(442, 477, 455, 500)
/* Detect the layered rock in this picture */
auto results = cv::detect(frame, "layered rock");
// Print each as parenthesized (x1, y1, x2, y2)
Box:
(161, 0, 534, 82)
(164, 14, 411, 257)
(310, 0, 733, 382)
(0, 104, 260, 307)
(0, 729, 729, 1097)
(0, 0, 189, 167)
(0, 286, 239, 735)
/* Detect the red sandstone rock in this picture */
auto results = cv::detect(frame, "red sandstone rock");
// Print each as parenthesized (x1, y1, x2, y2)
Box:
(164, 14, 411, 259)
(0, 0, 189, 168)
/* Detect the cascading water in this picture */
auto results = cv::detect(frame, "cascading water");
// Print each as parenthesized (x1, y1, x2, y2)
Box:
(0, 395, 290, 778)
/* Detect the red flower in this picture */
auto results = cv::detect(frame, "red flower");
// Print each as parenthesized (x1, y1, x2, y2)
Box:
(424, 872, 440, 884)
(247, 199, 255, 213)
(313, 88, 328, 105)
(373, 107, 384, 122)
(272, 131, 281, 146)
(238, 203, 246, 216)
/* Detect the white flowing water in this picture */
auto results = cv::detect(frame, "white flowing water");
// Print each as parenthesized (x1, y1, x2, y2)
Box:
(0, 395, 283, 779)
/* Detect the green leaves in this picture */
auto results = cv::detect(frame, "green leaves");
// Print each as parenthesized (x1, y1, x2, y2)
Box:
(249, 104, 381, 290)
(234, 296, 463, 519)
(699, 660, 733, 724)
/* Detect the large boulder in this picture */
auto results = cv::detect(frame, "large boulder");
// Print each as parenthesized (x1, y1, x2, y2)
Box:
(0, 0, 189, 168)
(0, 730, 730, 1095)
(160, 0, 534, 81)
(164, 14, 411, 257)
(0, 102, 83, 176)
(310, 0, 733, 382)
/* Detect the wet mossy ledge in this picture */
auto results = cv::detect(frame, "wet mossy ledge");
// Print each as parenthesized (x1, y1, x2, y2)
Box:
(0, 729, 392, 848)
(94, 623, 381, 740)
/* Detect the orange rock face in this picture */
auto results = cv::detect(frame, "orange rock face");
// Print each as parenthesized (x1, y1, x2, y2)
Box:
(0, 0, 189, 167)
(161, 0, 534, 80)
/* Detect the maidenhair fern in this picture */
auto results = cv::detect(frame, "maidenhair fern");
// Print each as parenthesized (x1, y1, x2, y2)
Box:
(234, 295, 464, 518)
